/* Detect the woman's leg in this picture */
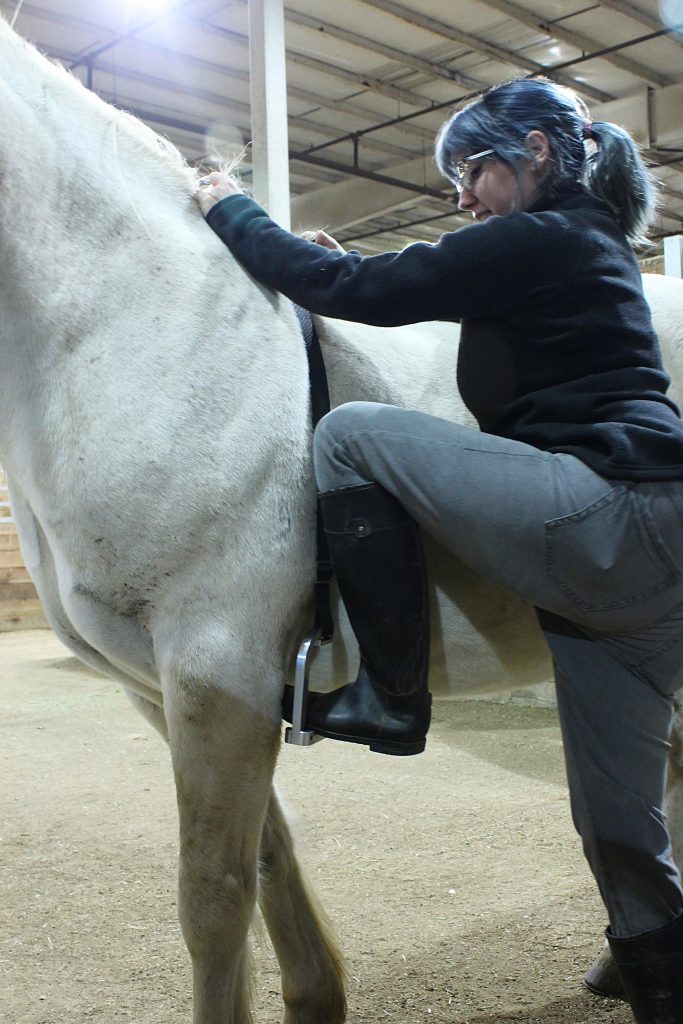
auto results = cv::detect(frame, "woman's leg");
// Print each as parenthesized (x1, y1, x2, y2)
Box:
(538, 611, 683, 936)
(301, 402, 578, 754)
(313, 402, 612, 604)
(535, 611, 683, 1021)
(540, 612, 683, 1024)
(314, 401, 683, 627)
(314, 401, 683, 1019)
(285, 479, 432, 755)
(301, 402, 598, 754)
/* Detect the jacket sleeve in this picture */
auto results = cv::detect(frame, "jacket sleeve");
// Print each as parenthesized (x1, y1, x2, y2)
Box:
(205, 193, 581, 327)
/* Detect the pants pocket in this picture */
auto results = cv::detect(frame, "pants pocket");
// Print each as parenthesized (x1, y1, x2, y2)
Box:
(545, 485, 680, 613)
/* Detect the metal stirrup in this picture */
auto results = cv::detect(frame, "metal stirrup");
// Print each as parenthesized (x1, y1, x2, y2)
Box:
(284, 629, 329, 746)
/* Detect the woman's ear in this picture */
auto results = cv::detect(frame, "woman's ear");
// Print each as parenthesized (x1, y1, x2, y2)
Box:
(525, 130, 551, 172)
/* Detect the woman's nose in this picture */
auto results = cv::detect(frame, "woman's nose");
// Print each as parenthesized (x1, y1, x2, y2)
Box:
(457, 187, 475, 212)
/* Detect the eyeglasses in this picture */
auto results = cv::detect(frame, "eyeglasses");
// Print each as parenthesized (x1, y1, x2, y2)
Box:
(453, 149, 495, 193)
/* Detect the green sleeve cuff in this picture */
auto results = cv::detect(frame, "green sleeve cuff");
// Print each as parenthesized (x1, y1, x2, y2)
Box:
(205, 193, 267, 236)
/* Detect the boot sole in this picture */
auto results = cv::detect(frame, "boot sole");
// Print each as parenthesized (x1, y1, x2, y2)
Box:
(310, 726, 426, 756)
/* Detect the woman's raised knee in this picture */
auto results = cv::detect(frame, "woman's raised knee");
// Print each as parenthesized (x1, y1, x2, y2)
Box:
(313, 402, 384, 491)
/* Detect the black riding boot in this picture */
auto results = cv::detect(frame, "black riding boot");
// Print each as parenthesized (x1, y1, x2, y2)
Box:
(607, 912, 683, 1023)
(283, 482, 431, 756)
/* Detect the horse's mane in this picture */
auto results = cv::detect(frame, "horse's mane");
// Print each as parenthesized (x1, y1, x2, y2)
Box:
(0, 13, 198, 194)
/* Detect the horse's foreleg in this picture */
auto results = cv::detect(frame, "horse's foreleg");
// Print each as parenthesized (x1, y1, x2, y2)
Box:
(164, 666, 280, 1024)
(258, 789, 347, 1024)
(124, 689, 169, 741)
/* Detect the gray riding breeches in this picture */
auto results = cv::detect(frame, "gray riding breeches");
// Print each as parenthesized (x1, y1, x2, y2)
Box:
(314, 400, 683, 938)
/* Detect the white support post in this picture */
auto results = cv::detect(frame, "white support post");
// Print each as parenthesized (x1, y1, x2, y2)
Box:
(248, 0, 291, 229)
(664, 235, 683, 278)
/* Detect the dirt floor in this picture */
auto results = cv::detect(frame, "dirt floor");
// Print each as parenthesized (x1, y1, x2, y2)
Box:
(0, 630, 634, 1024)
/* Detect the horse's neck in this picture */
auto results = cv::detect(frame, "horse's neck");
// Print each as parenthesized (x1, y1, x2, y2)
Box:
(0, 19, 202, 377)
(0, 16, 198, 309)
(0, 151, 205, 474)
(0, 19, 310, 501)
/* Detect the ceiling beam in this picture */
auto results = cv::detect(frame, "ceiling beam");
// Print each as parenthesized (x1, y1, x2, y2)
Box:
(50, 44, 394, 177)
(185, 14, 437, 108)
(339, 207, 459, 244)
(44, 43, 454, 210)
(290, 22, 681, 166)
(286, 92, 436, 147)
(290, 151, 449, 230)
(657, 204, 683, 223)
(284, 9, 487, 92)
(660, 183, 683, 204)
(291, 80, 683, 234)
(10, 0, 439, 146)
(354, 0, 612, 103)
(285, 50, 437, 109)
(291, 152, 449, 201)
(103, 42, 420, 158)
(596, 0, 680, 37)
(478, 0, 673, 88)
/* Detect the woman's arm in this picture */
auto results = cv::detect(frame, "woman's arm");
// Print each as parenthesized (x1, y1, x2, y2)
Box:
(197, 176, 576, 326)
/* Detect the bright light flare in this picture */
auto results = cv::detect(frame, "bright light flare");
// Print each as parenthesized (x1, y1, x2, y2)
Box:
(124, 0, 173, 14)
(660, 0, 683, 32)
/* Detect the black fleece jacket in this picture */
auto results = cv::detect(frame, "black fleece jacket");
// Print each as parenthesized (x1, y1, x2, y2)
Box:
(206, 190, 683, 481)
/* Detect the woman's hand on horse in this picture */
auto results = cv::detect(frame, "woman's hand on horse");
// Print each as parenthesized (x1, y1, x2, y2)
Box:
(196, 172, 242, 215)
(301, 229, 346, 253)
(195, 173, 345, 254)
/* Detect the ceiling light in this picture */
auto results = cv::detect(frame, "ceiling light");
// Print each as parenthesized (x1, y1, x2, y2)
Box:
(126, 0, 172, 13)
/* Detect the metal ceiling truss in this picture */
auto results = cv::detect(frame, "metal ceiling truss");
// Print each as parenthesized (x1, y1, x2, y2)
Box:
(354, 0, 613, 102)
(4, 0, 683, 244)
(478, 0, 676, 87)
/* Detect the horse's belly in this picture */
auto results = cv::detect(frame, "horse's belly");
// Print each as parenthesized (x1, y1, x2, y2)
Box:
(10, 495, 161, 692)
(310, 540, 551, 699)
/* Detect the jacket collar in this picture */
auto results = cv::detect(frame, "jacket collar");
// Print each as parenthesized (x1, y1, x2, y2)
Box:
(527, 184, 613, 218)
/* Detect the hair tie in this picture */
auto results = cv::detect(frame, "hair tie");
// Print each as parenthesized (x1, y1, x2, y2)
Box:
(583, 119, 594, 140)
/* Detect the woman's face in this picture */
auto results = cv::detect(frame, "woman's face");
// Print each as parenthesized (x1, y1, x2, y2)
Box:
(456, 156, 540, 220)
(455, 132, 549, 221)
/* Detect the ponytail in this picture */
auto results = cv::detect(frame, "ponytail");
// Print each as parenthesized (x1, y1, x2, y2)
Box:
(584, 121, 656, 247)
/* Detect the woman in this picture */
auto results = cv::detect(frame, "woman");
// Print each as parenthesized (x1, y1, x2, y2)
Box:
(197, 78, 683, 1021)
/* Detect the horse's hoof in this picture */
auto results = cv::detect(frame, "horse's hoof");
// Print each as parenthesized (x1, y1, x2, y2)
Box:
(584, 945, 626, 1000)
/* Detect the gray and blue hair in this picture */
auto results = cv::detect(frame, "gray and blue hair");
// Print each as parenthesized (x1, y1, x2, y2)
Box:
(435, 77, 656, 247)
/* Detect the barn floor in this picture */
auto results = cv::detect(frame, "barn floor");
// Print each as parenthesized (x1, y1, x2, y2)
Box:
(1, 630, 632, 1024)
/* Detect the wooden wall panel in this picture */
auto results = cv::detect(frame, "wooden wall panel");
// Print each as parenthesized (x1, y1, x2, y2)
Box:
(0, 468, 49, 631)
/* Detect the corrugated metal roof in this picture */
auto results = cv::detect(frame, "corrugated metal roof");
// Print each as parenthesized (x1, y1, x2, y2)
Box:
(2, 0, 682, 251)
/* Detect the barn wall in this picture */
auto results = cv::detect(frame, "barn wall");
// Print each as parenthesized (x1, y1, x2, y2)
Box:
(0, 467, 49, 631)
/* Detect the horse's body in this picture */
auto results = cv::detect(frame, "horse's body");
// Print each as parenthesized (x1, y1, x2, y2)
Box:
(2, 16, 683, 1022)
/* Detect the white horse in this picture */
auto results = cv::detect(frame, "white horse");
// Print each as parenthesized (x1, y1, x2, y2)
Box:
(2, 15, 683, 1022)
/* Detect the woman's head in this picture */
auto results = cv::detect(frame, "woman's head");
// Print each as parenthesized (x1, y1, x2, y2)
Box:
(435, 77, 656, 245)
(447, 132, 550, 220)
